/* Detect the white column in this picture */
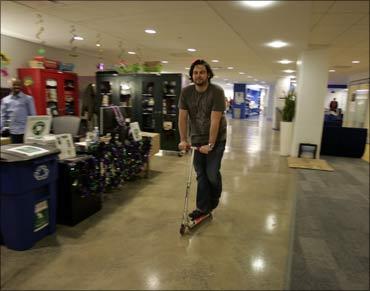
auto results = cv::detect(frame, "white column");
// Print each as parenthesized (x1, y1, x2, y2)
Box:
(272, 77, 291, 129)
(291, 48, 329, 158)
(265, 85, 274, 120)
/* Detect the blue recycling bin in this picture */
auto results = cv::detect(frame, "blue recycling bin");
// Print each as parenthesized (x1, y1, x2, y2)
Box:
(0, 144, 59, 251)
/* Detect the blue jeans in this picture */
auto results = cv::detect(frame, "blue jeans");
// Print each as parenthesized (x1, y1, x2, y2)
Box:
(193, 141, 226, 213)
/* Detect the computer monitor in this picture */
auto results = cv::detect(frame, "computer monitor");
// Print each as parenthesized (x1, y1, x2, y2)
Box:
(99, 106, 132, 136)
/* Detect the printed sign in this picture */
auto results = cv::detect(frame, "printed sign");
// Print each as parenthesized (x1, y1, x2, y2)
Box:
(130, 122, 142, 141)
(34, 200, 49, 232)
(25, 115, 51, 140)
(55, 134, 76, 160)
(32, 121, 46, 136)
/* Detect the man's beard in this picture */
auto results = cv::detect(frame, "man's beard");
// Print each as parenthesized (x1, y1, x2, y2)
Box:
(194, 78, 207, 86)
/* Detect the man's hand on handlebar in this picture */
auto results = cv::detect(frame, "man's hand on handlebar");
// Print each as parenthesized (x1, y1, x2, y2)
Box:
(178, 141, 191, 152)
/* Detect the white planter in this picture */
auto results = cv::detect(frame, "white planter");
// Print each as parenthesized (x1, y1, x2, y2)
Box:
(280, 121, 293, 156)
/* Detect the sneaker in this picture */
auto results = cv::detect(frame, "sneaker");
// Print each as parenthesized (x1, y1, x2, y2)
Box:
(188, 209, 208, 220)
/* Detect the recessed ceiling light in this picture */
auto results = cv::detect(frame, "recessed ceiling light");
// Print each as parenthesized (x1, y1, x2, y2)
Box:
(212, 59, 219, 63)
(352, 60, 360, 64)
(187, 48, 197, 52)
(329, 69, 335, 72)
(242, 1, 273, 8)
(239, 72, 245, 75)
(161, 60, 168, 64)
(128, 51, 136, 55)
(283, 69, 295, 73)
(73, 36, 84, 40)
(267, 40, 288, 48)
(145, 29, 156, 34)
(278, 59, 293, 64)
(185, 67, 190, 70)
(247, 75, 253, 78)
(254, 79, 259, 81)
(227, 66, 234, 69)
(96, 43, 101, 47)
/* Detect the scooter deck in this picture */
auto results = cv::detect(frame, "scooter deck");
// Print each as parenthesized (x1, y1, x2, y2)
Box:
(187, 213, 212, 229)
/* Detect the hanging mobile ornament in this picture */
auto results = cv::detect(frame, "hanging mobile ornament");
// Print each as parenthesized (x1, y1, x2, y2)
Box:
(69, 25, 79, 57)
(96, 33, 105, 70)
(35, 14, 46, 55)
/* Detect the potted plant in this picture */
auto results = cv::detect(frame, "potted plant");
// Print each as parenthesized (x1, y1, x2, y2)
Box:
(280, 90, 296, 156)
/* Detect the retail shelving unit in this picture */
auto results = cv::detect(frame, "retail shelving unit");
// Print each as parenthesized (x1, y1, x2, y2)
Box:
(96, 72, 186, 152)
(18, 68, 79, 116)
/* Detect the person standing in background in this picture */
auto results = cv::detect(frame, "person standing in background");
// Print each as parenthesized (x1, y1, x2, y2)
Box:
(329, 97, 338, 112)
(1, 78, 36, 143)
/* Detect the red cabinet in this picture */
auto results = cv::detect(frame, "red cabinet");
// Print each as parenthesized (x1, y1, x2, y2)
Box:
(18, 68, 79, 116)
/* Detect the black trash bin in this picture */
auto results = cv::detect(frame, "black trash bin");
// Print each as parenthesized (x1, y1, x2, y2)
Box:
(0, 144, 60, 251)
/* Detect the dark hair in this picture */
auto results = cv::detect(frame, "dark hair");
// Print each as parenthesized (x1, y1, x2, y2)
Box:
(189, 59, 214, 82)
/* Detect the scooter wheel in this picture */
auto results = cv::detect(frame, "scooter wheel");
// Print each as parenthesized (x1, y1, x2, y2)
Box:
(179, 224, 186, 235)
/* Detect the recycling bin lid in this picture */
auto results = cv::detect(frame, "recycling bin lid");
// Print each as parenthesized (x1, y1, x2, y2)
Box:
(0, 144, 60, 163)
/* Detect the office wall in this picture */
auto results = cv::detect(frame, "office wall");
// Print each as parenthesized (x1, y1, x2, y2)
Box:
(1, 34, 114, 88)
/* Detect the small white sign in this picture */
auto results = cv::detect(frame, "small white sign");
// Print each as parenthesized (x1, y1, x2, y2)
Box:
(130, 122, 142, 141)
(234, 92, 245, 105)
(55, 134, 76, 159)
(25, 115, 52, 140)
(34, 200, 49, 232)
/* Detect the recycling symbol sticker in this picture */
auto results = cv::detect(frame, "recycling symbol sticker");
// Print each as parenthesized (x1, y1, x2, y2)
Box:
(34, 165, 49, 181)
(32, 121, 46, 136)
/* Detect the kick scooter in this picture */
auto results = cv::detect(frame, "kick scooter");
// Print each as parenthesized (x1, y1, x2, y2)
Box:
(179, 147, 212, 236)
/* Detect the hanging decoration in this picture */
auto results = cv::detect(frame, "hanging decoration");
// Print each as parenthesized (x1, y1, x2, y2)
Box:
(0, 52, 10, 77)
(35, 14, 46, 55)
(96, 33, 104, 70)
(117, 40, 125, 62)
(96, 33, 103, 59)
(69, 25, 79, 57)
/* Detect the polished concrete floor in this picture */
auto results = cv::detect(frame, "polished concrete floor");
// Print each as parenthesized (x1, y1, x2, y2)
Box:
(1, 116, 299, 290)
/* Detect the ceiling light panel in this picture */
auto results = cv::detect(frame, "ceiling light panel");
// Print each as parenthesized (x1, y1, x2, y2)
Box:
(144, 29, 156, 34)
(266, 40, 288, 48)
(241, 1, 274, 9)
(278, 59, 293, 64)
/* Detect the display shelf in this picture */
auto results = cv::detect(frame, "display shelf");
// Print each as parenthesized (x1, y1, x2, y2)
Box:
(18, 68, 79, 116)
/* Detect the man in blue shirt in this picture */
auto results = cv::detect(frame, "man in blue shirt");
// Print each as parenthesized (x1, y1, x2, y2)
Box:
(1, 78, 36, 143)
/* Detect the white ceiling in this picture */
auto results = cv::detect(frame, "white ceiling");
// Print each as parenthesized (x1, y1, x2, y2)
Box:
(1, 0, 369, 87)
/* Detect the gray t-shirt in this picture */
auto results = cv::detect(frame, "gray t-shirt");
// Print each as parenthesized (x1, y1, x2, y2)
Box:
(178, 83, 227, 144)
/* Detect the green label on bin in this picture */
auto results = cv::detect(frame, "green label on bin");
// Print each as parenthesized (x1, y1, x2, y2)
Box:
(34, 200, 49, 232)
